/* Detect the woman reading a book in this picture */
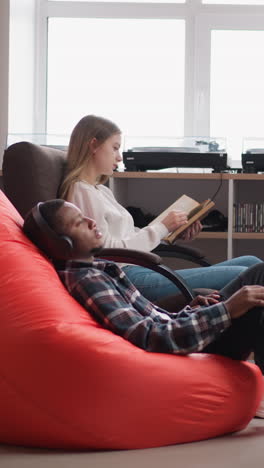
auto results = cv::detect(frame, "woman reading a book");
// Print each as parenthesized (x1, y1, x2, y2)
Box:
(59, 114, 262, 302)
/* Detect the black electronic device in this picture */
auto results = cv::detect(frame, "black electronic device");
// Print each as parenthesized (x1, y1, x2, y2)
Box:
(123, 148, 228, 173)
(242, 149, 264, 173)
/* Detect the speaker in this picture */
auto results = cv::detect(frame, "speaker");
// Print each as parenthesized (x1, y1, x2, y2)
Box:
(25, 202, 73, 260)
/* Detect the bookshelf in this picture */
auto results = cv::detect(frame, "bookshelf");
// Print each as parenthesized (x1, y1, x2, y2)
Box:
(110, 171, 264, 262)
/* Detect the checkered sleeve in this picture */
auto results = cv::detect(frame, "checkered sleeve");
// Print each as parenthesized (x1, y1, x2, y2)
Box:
(64, 266, 231, 355)
(140, 302, 231, 354)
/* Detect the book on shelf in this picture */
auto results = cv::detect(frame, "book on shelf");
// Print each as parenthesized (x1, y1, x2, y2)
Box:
(149, 194, 215, 244)
(233, 202, 264, 233)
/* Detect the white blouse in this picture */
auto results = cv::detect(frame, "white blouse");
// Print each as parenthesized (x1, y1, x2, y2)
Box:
(69, 180, 168, 252)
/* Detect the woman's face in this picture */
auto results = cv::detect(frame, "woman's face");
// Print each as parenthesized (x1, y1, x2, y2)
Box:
(93, 133, 122, 176)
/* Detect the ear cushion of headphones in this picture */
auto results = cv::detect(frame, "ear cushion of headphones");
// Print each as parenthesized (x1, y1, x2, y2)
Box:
(29, 203, 73, 260)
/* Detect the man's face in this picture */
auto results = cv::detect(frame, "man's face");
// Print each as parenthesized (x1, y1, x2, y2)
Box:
(57, 202, 103, 258)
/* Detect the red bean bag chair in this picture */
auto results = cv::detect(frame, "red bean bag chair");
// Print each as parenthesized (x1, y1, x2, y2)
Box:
(0, 190, 262, 450)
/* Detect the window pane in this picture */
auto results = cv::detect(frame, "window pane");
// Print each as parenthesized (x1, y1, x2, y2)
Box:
(210, 30, 264, 165)
(203, 1, 264, 4)
(49, 0, 185, 3)
(47, 18, 185, 138)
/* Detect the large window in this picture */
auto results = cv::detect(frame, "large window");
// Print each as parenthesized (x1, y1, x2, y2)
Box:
(211, 30, 264, 161)
(47, 18, 185, 138)
(50, 0, 185, 2)
(8, 0, 264, 164)
(203, 1, 264, 4)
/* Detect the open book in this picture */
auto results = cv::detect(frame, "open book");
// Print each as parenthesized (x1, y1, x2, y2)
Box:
(149, 194, 215, 244)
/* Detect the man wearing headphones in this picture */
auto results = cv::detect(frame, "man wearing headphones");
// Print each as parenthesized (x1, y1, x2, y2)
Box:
(23, 199, 264, 416)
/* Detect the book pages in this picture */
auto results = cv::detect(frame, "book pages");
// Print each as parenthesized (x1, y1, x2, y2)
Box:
(148, 194, 215, 244)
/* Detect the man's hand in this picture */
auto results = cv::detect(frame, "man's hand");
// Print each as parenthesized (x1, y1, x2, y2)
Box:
(189, 291, 220, 309)
(224, 285, 264, 319)
(178, 220, 202, 241)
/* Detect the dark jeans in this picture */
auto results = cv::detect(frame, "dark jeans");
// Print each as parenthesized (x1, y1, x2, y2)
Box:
(203, 262, 264, 373)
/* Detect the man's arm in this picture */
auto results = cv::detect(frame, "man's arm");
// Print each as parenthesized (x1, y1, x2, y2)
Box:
(66, 268, 231, 355)
(127, 302, 231, 354)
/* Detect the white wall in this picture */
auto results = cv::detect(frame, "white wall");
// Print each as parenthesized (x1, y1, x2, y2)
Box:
(0, 0, 10, 166)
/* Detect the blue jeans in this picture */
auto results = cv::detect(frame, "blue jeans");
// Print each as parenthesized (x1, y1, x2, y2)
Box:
(123, 255, 263, 302)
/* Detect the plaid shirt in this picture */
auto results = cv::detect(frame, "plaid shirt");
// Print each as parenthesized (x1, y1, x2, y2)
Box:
(55, 259, 231, 355)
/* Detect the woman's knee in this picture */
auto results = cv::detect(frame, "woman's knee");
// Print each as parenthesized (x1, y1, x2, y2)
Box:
(238, 255, 262, 267)
(219, 255, 262, 268)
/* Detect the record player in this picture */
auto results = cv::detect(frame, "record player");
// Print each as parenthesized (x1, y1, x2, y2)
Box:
(123, 137, 228, 173)
(241, 138, 264, 173)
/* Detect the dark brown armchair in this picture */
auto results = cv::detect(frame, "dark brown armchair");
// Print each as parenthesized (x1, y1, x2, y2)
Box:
(2, 141, 212, 303)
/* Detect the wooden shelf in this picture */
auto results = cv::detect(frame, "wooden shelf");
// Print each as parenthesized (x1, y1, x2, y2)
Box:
(232, 232, 264, 239)
(229, 173, 264, 180)
(113, 171, 264, 181)
(199, 232, 264, 240)
(198, 232, 228, 239)
(111, 171, 264, 259)
(113, 171, 229, 180)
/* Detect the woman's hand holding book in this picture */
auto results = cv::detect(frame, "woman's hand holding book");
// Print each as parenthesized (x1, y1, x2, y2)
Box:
(178, 220, 203, 241)
(161, 210, 188, 233)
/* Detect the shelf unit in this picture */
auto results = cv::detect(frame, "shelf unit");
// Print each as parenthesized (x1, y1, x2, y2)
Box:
(110, 171, 264, 261)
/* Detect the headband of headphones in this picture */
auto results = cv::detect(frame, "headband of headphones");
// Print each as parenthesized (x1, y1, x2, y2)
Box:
(25, 202, 73, 260)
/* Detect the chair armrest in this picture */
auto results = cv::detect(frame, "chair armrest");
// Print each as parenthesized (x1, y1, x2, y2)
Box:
(97, 248, 162, 266)
(153, 242, 211, 267)
(95, 248, 194, 301)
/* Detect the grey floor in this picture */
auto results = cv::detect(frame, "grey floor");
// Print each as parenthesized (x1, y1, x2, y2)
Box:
(1, 418, 264, 468)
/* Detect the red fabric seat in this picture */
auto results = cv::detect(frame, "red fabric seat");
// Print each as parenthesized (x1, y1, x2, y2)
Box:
(0, 190, 262, 450)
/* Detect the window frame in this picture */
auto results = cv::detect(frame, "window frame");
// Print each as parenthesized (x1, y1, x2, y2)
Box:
(194, 11, 264, 137)
(35, 0, 194, 136)
(34, 0, 264, 161)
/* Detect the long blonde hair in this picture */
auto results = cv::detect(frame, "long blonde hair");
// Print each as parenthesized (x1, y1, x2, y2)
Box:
(59, 115, 121, 200)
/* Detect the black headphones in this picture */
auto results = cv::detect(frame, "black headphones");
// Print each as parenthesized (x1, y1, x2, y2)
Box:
(25, 202, 74, 260)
